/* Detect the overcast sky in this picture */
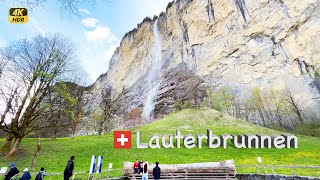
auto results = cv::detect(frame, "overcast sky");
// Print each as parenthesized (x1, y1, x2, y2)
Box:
(0, 0, 172, 83)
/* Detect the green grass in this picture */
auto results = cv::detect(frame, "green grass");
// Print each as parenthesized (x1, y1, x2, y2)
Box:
(1, 109, 320, 179)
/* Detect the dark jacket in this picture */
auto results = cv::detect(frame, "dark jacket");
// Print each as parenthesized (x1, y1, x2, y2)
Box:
(4, 167, 19, 180)
(19, 171, 31, 180)
(63, 160, 74, 176)
(153, 166, 161, 179)
(35, 171, 48, 180)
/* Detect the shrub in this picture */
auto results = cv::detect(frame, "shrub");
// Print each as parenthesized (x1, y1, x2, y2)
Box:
(182, 100, 191, 109)
(174, 100, 182, 111)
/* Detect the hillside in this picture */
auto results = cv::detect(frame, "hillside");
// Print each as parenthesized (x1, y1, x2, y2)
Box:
(0, 109, 319, 179)
(84, 0, 320, 132)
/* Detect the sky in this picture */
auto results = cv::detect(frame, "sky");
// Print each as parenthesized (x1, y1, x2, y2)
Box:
(0, 0, 172, 83)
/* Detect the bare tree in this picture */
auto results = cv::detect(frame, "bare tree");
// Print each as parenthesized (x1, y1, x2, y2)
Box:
(0, 53, 8, 79)
(30, 137, 41, 171)
(98, 87, 113, 135)
(88, 108, 103, 134)
(242, 98, 254, 122)
(251, 87, 268, 126)
(0, 34, 75, 157)
(283, 87, 305, 124)
(13, 0, 109, 16)
(219, 86, 233, 115)
(268, 88, 284, 129)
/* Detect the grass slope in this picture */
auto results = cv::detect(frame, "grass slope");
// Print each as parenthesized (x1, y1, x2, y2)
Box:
(0, 109, 319, 179)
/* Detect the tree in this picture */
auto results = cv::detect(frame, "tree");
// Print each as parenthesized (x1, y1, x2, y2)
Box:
(210, 91, 222, 111)
(207, 86, 233, 113)
(251, 87, 267, 126)
(48, 88, 68, 139)
(205, 89, 212, 108)
(30, 137, 41, 171)
(64, 81, 87, 138)
(282, 87, 305, 124)
(0, 133, 14, 151)
(38, 67, 88, 139)
(99, 88, 113, 134)
(0, 53, 8, 79)
(242, 98, 254, 122)
(0, 34, 75, 157)
(231, 93, 241, 118)
(88, 108, 103, 134)
(12, 0, 108, 16)
(268, 88, 284, 128)
(219, 86, 233, 115)
(87, 87, 114, 135)
(262, 89, 278, 127)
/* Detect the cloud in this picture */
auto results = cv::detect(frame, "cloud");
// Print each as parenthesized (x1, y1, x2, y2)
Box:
(85, 25, 117, 44)
(80, 16, 119, 80)
(104, 44, 118, 61)
(78, 8, 91, 15)
(82, 18, 99, 28)
(81, 43, 119, 81)
(29, 17, 47, 36)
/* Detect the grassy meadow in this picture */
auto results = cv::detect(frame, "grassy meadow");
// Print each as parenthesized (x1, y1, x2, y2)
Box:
(0, 109, 319, 179)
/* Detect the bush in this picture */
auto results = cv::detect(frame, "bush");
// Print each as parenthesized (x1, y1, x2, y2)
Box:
(174, 100, 182, 111)
(182, 100, 191, 109)
(292, 121, 320, 137)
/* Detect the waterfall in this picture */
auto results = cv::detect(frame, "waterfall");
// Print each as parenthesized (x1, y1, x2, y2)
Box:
(142, 19, 163, 121)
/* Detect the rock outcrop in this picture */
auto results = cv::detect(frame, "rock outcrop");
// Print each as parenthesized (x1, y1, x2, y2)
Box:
(84, 0, 320, 130)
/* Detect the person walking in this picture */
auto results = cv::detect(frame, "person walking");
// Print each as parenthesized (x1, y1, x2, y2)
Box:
(4, 163, 19, 180)
(19, 168, 31, 180)
(34, 167, 47, 180)
(153, 162, 161, 180)
(63, 156, 75, 180)
(142, 162, 148, 180)
(133, 159, 139, 174)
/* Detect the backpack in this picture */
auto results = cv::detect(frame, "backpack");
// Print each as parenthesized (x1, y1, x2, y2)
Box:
(34, 172, 42, 180)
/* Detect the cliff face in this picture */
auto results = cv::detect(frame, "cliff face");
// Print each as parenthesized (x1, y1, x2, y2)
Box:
(84, 0, 320, 129)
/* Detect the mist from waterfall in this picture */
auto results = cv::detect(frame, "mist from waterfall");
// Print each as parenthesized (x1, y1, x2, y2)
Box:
(143, 19, 163, 122)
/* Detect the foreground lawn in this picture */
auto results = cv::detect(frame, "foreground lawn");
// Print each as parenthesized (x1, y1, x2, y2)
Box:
(0, 109, 319, 179)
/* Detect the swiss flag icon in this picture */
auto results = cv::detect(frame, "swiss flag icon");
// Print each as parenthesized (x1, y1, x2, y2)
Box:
(114, 130, 132, 149)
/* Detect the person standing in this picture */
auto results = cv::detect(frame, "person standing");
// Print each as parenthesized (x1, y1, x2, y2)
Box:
(34, 167, 47, 180)
(133, 159, 139, 174)
(4, 163, 19, 180)
(19, 168, 31, 180)
(63, 156, 75, 180)
(138, 160, 143, 174)
(142, 162, 148, 180)
(153, 162, 161, 180)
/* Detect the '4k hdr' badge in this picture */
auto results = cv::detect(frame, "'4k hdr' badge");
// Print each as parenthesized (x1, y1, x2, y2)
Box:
(9, 8, 28, 24)
(114, 131, 132, 149)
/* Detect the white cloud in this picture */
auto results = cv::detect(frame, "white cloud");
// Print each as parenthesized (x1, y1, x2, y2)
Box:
(82, 18, 99, 28)
(78, 8, 91, 15)
(29, 17, 47, 36)
(79, 41, 119, 81)
(85, 25, 117, 44)
(80, 14, 119, 81)
(104, 44, 118, 61)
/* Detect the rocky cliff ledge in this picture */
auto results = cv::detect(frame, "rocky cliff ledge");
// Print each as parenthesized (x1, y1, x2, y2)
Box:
(84, 0, 320, 130)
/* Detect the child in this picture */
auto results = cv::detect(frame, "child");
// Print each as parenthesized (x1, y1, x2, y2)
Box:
(19, 168, 31, 180)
